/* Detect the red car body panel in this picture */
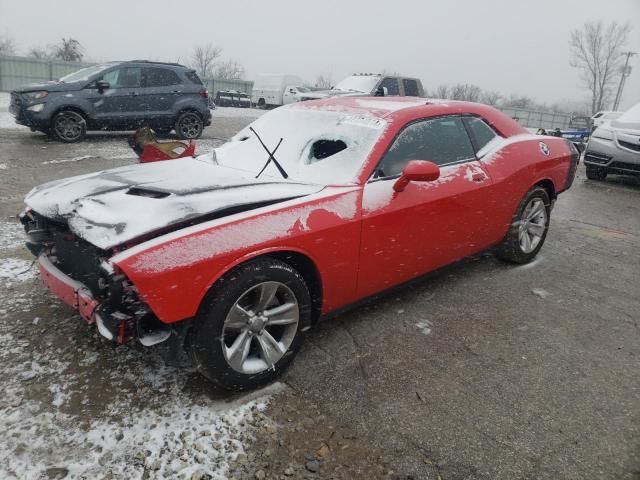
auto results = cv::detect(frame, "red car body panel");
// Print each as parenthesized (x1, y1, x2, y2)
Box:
(107, 97, 574, 325)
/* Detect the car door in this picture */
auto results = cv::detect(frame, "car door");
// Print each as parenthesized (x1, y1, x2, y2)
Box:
(357, 116, 495, 298)
(141, 67, 182, 121)
(88, 66, 145, 129)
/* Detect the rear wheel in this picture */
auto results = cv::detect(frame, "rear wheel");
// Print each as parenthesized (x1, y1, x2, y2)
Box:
(175, 111, 203, 139)
(585, 165, 607, 181)
(497, 186, 550, 264)
(188, 258, 311, 391)
(51, 110, 86, 142)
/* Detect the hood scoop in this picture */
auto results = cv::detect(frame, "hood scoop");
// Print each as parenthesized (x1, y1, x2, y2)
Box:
(126, 187, 170, 199)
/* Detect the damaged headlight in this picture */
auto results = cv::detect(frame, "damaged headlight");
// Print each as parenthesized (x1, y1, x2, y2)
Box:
(27, 103, 45, 112)
(24, 91, 48, 100)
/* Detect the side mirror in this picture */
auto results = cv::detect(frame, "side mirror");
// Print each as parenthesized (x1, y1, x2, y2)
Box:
(375, 86, 389, 97)
(289, 88, 296, 93)
(96, 80, 110, 91)
(393, 160, 440, 192)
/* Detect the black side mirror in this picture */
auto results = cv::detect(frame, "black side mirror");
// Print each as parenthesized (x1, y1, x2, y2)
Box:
(96, 80, 110, 92)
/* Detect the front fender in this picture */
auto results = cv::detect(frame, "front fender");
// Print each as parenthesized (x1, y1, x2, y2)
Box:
(111, 188, 362, 323)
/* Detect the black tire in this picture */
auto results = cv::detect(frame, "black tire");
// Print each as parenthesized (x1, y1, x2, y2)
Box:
(187, 258, 312, 391)
(51, 110, 86, 143)
(174, 111, 204, 139)
(585, 165, 607, 181)
(496, 186, 551, 264)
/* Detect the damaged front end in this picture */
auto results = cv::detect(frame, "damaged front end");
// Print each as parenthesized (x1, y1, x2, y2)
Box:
(20, 209, 186, 356)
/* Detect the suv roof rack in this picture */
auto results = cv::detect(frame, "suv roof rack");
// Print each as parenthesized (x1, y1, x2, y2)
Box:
(125, 60, 187, 68)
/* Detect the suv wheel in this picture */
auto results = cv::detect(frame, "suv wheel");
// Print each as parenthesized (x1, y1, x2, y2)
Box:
(585, 165, 607, 181)
(51, 110, 86, 143)
(175, 111, 204, 139)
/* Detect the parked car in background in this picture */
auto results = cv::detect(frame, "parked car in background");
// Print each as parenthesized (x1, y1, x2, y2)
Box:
(9, 60, 212, 142)
(21, 96, 578, 391)
(215, 90, 251, 108)
(584, 102, 640, 180)
(591, 110, 623, 130)
(299, 73, 425, 101)
(251, 74, 307, 108)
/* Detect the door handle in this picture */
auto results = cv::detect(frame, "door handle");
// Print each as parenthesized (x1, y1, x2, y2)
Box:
(472, 172, 488, 182)
(128, 91, 138, 96)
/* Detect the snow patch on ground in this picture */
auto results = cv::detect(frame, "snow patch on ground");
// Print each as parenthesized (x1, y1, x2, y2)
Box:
(211, 107, 266, 119)
(415, 320, 433, 335)
(0, 258, 35, 282)
(532, 288, 551, 299)
(42, 155, 97, 165)
(0, 318, 280, 480)
(0, 222, 24, 251)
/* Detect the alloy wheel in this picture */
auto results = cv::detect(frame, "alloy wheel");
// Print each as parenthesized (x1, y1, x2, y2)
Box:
(222, 281, 299, 374)
(177, 113, 202, 138)
(518, 198, 547, 253)
(53, 111, 84, 141)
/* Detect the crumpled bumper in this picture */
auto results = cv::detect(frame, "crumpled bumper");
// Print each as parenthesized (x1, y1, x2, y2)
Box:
(38, 254, 99, 324)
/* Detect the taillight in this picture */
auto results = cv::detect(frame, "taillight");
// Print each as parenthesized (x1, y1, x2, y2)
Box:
(199, 89, 209, 98)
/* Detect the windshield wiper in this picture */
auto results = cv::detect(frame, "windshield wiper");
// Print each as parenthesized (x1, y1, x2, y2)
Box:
(250, 126, 288, 179)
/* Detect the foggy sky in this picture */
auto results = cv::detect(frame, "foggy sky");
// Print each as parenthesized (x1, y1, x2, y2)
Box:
(1, 0, 639, 109)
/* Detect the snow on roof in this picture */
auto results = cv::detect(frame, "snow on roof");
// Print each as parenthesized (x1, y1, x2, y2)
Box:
(293, 96, 434, 117)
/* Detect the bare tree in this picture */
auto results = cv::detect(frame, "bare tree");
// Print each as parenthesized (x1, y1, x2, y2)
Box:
(0, 32, 16, 56)
(315, 74, 333, 89)
(28, 46, 54, 59)
(53, 38, 83, 61)
(215, 59, 246, 80)
(192, 43, 222, 78)
(502, 94, 535, 109)
(569, 20, 632, 114)
(432, 84, 450, 99)
(481, 90, 502, 106)
(450, 83, 482, 102)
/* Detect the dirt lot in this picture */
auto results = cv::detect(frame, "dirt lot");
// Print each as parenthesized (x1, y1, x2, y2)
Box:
(0, 107, 638, 480)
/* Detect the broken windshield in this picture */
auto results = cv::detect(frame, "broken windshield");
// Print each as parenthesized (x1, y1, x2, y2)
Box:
(211, 106, 387, 184)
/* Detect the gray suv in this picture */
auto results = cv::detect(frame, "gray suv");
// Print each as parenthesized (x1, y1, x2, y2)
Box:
(9, 60, 212, 142)
(584, 102, 640, 180)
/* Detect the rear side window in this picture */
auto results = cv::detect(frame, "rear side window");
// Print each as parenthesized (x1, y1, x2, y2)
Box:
(379, 77, 400, 96)
(465, 117, 498, 152)
(402, 79, 419, 96)
(144, 67, 181, 87)
(185, 71, 204, 85)
(375, 116, 475, 177)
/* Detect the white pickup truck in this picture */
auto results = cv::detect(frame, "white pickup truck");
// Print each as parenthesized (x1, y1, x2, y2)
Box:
(300, 73, 424, 101)
(251, 74, 311, 108)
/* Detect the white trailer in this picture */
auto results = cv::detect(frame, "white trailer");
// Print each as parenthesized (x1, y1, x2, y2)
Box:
(251, 74, 306, 108)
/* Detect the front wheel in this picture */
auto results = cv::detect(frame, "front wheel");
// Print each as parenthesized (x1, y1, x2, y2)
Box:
(497, 186, 551, 264)
(51, 110, 86, 142)
(188, 258, 311, 391)
(174, 111, 204, 139)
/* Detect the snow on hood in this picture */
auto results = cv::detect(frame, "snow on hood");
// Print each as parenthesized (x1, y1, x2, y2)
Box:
(25, 157, 323, 249)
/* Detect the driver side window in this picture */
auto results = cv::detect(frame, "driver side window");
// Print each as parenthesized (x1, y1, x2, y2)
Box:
(374, 116, 475, 178)
(101, 67, 141, 88)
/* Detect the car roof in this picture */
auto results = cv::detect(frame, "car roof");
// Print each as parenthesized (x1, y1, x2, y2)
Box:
(291, 96, 527, 137)
(111, 60, 190, 70)
(291, 96, 440, 117)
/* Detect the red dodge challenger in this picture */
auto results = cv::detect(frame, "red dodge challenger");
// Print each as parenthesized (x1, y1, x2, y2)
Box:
(21, 97, 578, 390)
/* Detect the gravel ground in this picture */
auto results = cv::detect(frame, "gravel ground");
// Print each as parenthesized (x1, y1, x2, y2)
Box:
(0, 105, 638, 479)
